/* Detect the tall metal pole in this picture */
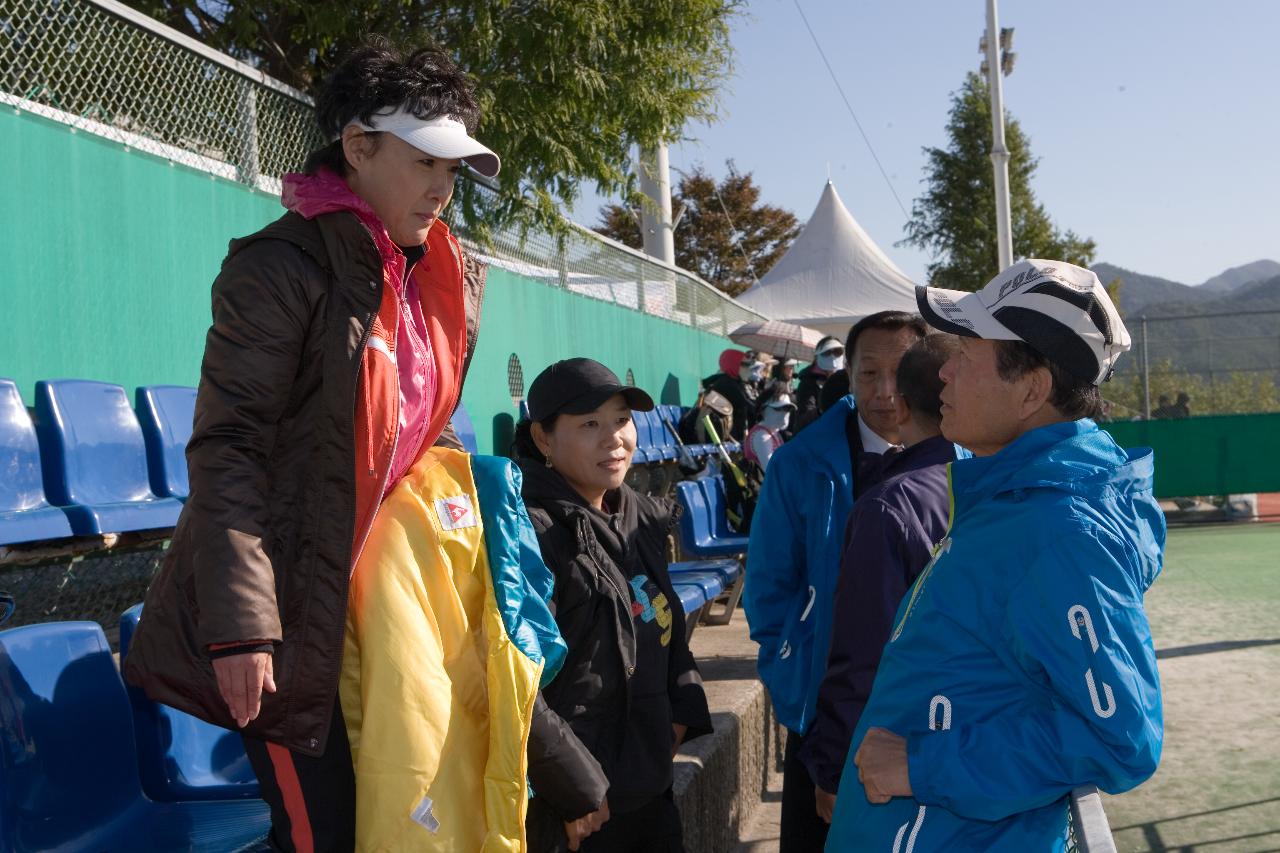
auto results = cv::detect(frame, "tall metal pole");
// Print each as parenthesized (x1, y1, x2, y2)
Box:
(1140, 316, 1151, 419)
(637, 143, 676, 265)
(984, 0, 1013, 270)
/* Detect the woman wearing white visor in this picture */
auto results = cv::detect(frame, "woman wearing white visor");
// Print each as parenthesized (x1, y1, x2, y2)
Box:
(125, 39, 505, 851)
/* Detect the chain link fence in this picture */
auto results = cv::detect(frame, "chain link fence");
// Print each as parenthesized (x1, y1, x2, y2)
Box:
(1105, 309, 1280, 421)
(0, 0, 765, 335)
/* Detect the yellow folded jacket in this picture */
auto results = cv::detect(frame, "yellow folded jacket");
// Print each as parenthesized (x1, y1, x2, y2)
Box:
(341, 448, 565, 852)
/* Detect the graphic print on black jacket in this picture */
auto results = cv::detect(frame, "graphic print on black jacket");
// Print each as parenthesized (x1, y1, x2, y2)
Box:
(519, 462, 713, 821)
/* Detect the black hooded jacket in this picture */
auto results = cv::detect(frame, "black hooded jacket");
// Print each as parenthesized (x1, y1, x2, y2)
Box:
(520, 463, 713, 825)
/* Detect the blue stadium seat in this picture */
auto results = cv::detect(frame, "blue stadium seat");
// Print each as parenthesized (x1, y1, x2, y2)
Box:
(0, 379, 73, 545)
(136, 385, 196, 500)
(518, 400, 531, 421)
(644, 409, 678, 461)
(672, 581, 708, 643)
(669, 558, 744, 626)
(0, 621, 269, 852)
(699, 477, 751, 551)
(33, 380, 183, 535)
(674, 478, 749, 559)
(120, 605, 261, 802)
(450, 400, 479, 454)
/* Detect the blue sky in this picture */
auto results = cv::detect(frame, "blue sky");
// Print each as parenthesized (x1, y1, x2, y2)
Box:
(572, 0, 1280, 286)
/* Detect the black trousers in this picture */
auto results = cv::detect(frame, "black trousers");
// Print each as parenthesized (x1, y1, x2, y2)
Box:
(527, 790, 685, 853)
(241, 698, 356, 853)
(781, 729, 829, 853)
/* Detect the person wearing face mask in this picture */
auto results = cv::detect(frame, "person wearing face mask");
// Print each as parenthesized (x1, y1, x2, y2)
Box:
(705, 349, 764, 442)
(742, 311, 926, 853)
(745, 394, 796, 472)
(793, 337, 845, 434)
(514, 359, 713, 853)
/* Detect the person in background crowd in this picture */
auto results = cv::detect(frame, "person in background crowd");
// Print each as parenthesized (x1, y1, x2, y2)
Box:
(765, 358, 799, 404)
(830, 260, 1164, 851)
(743, 311, 926, 853)
(793, 337, 844, 433)
(799, 334, 961, 823)
(706, 349, 765, 442)
(124, 39, 496, 850)
(514, 358, 713, 853)
(745, 394, 796, 472)
(1150, 394, 1174, 419)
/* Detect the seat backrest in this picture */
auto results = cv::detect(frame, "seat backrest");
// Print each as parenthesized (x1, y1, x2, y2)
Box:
(0, 379, 54, 514)
(0, 622, 144, 849)
(700, 477, 736, 538)
(450, 401, 480, 455)
(633, 409, 657, 452)
(34, 380, 158, 507)
(135, 385, 196, 499)
(119, 606, 259, 801)
(674, 480, 712, 546)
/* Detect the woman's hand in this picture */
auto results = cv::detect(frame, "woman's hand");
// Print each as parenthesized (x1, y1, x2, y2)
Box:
(211, 651, 276, 727)
(564, 796, 610, 851)
(671, 722, 689, 758)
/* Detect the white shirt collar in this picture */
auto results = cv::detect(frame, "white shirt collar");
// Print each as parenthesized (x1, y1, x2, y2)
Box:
(858, 412, 902, 455)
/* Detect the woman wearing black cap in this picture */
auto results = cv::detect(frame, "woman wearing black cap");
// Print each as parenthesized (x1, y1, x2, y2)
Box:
(514, 358, 713, 853)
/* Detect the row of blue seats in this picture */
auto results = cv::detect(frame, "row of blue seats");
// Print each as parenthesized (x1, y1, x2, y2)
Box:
(0, 378, 482, 548)
(672, 476, 749, 625)
(0, 546, 735, 853)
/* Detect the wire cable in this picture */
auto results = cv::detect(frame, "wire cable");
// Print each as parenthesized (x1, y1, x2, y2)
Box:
(792, 0, 911, 222)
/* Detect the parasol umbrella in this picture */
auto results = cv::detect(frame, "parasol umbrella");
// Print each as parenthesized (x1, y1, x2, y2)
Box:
(728, 320, 827, 362)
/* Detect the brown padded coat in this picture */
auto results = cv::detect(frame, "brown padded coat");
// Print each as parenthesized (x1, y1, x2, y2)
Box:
(122, 210, 485, 755)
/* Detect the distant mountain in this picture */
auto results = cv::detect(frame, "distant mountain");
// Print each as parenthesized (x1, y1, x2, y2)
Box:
(1199, 259, 1280, 294)
(1090, 262, 1209, 316)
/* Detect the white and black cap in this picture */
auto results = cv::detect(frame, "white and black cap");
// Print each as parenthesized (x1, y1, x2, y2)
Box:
(764, 394, 797, 411)
(916, 260, 1130, 385)
(349, 107, 501, 177)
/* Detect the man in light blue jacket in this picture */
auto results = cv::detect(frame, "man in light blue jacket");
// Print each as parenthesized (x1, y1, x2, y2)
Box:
(829, 260, 1165, 852)
(745, 310, 925, 851)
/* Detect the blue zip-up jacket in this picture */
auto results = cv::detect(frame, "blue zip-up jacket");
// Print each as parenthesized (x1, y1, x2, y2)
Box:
(744, 395, 859, 734)
(827, 419, 1165, 852)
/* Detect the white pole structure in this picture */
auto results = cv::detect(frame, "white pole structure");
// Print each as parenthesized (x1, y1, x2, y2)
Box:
(637, 143, 676, 265)
(983, 0, 1014, 270)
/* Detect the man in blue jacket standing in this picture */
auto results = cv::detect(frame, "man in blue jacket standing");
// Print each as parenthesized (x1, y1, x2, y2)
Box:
(744, 310, 926, 852)
(829, 260, 1165, 852)
(801, 334, 961, 823)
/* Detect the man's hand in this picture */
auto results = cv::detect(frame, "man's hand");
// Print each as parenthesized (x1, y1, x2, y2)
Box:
(212, 651, 276, 728)
(854, 727, 912, 804)
(815, 786, 837, 824)
(564, 797, 610, 851)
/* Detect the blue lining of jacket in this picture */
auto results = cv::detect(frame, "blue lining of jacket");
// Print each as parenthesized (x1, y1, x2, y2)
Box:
(471, 455, 567, 688)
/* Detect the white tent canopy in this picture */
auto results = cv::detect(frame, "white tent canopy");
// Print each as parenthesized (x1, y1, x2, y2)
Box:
(737, 181, 918, 339)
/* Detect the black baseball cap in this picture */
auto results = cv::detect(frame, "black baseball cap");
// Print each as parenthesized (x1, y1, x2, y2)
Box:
(526, 358, 655, 422)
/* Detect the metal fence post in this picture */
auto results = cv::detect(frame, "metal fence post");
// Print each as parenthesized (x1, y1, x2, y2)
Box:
(1140, 316, 1150, 420)
(236, 74, 260, 186)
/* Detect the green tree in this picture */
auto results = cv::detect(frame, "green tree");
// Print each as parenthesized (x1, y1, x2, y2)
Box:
(902, 72, 1095, 291)
(1105, 361, 1280, 419)
(123, 0, 740, 232)
(596, 163, 800, 296)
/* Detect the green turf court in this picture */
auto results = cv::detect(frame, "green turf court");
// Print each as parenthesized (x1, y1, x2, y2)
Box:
(1103, 522, 1280, 852)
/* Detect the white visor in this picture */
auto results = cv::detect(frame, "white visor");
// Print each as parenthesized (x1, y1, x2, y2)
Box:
(350, 107, 500, 178)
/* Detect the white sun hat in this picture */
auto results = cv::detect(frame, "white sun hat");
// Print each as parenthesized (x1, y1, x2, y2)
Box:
(350, 106, 500, 178)
(916, 260, 1130, 385)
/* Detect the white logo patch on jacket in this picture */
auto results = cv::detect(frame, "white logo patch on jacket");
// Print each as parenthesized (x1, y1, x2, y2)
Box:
(435, 495, 477, 531)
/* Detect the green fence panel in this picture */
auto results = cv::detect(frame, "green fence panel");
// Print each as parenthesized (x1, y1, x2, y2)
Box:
(1104, 413, 1280, 498)
(0, 107, 731, 454)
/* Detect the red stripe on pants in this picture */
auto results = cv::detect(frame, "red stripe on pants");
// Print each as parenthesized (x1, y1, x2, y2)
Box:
(266, 741, 316, 853)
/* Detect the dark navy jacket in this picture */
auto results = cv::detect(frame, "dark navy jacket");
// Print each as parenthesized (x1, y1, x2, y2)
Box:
(798, 434, 958, 792)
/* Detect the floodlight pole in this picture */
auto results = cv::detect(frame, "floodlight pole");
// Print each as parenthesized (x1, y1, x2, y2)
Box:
(638, 143, 676, 265)
(984, 0, 1014, 270)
